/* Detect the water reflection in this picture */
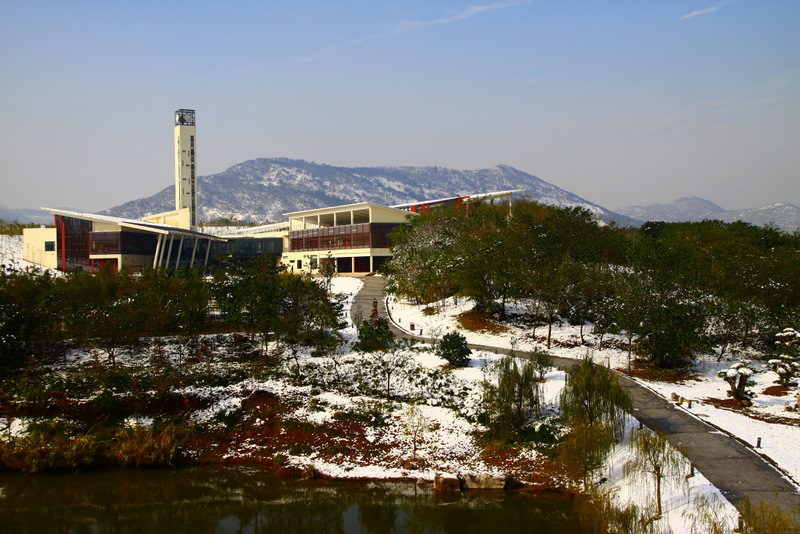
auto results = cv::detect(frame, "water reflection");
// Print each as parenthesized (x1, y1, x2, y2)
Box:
(0, 466, 581, 533)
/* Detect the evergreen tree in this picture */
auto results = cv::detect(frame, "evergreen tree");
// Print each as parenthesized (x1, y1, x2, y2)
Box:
(436, 331, 471, 367)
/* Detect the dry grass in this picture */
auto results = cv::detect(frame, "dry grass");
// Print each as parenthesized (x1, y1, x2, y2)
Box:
(457, 309, 509, 335)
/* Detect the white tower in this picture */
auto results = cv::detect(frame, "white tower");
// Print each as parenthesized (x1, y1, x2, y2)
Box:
(174, 109, 197, 228)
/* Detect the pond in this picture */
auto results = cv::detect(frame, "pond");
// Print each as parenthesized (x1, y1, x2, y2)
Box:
(0, 466, 583, 533)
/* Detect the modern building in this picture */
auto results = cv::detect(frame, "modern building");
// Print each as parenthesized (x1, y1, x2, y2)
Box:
(22, 108, 520, 274)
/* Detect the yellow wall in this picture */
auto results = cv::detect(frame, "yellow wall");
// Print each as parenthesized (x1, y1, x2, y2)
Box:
(22, 227, 58, 269)
(140, 208, 191, 229)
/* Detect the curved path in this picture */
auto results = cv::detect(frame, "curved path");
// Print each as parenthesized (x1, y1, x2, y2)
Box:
(352, 275, 800, 524)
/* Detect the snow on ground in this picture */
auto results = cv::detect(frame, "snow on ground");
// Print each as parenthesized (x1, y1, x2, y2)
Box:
(386, 292, 800, 531)
(0, 234, 42, 272)
(0, 236, 765, 530)
(387, 293, 800, 485)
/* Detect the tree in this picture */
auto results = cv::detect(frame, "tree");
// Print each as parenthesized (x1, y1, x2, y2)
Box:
(719, 362, 756, 404)
(211, 256, 283, 343)
(560, 354, 632, 441)
(274, 273, 345, 380)
(402, 403, 433, 460)
(0, 266, 60, 363)
(384, 211, 459, 306)
(352, 316, 395, 354)
(436, 331, 471, 367)
(484, 355, 543, 441)
(558, 355, 632, 490)
(353, 316, 406, 401)
(558, 422, 614, 491)
(737, 497, 799, 534)
(625, 428, 687, 519)
(65, 265, 145, 365)
(318, 253, 337, 295)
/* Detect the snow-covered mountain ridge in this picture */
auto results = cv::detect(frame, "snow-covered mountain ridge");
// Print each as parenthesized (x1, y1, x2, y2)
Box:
(616, 197, 800, 233)
(101, 158, 633, 225)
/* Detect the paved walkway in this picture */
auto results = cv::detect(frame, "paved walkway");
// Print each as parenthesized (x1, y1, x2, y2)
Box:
(352, 275, 800, 524)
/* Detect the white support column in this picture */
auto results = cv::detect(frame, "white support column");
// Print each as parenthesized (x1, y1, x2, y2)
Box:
(174, 236, 184, 269)
(204, 238, 212, 266)
(165, 235, 175, 268)
(158, 234, 167, 268)
(153, 234, 163, 268)
(190, 237, 198, 267)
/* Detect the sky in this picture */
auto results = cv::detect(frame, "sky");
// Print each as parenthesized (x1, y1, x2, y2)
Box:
(1, 1, 798, 213)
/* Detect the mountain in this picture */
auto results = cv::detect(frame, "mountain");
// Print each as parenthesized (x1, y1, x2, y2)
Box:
(616, 197, 800, 233)
(102, 158, 635, 225)
(0, 205, 54, 225)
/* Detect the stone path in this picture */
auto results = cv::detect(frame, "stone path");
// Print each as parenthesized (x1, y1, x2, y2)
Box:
(351, 275, 800, 525)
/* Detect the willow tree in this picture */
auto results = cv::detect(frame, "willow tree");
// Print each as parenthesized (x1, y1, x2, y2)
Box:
(560, 354, 632, 440)
(625, 428, 687, 520)
(484, 355, 543, 442)
(559, 354, 632, 489)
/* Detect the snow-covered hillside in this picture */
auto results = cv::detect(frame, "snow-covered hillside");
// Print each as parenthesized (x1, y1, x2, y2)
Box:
(616, 197, 800, 233)
(101, 158, 634, 226)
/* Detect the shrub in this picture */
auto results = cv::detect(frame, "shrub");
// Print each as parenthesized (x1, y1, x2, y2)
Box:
(436, 331, 471, 367)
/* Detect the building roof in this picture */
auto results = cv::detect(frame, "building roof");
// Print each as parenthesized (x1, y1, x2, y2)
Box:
(42, 208, 228, 241)
(389, 189, 524, 210)
(283, 201, 410, 218)
(217, 221, 290, 236)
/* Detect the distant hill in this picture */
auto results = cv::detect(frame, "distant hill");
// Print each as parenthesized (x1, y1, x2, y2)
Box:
(102, 158, 635, 225)
(616, 197, 800, 233)
(0, 205, 53, 225)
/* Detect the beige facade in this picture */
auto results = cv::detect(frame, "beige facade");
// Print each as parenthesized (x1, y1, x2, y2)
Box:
(174, 110, 197, 228)
(22, 227, 58, 269)
(140, 207, 192, 230)
(281, 202, 413, 274)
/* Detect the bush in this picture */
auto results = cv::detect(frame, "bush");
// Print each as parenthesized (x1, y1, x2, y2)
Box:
(352, 317, 395, 353)
(436, 331, 471, 367)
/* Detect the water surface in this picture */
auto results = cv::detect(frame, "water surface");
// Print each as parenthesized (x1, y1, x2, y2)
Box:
(0, 466, 582, 533)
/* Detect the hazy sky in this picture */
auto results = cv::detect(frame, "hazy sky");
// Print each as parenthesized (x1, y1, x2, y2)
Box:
(1, 1, 798, 213)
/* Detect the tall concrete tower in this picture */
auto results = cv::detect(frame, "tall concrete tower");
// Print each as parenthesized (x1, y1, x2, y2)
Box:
(174, 109, 197, 228)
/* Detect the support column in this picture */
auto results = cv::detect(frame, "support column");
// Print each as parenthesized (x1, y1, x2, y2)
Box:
(165, 235, 175, 268)
(190, 237, 198, 267)
(153, 234, 163, 269)
(174, 236, 185, 269)
(204, 238, 212, 266)
(158, 234, 169, 268)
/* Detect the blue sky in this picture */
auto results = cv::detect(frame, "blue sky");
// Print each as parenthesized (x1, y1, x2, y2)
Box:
(1, 0, 798, 213)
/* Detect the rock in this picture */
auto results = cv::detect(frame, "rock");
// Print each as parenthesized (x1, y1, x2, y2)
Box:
(434, 474, 461, 492)
(275, 465, 305, 479)
(395, 457, 421, 470)
(416, 478, 430, 488)
(460, 472, 506, 490)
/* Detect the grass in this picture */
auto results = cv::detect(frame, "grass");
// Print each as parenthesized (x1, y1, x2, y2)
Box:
(457, 308, 509, 334)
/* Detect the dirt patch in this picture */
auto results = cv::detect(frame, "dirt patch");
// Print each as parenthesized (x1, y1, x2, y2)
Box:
(762, 385, 792, 397)
(457, 309, 509, 335)
(616, 361, 696, 383)
(704, 397, 742, 409)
